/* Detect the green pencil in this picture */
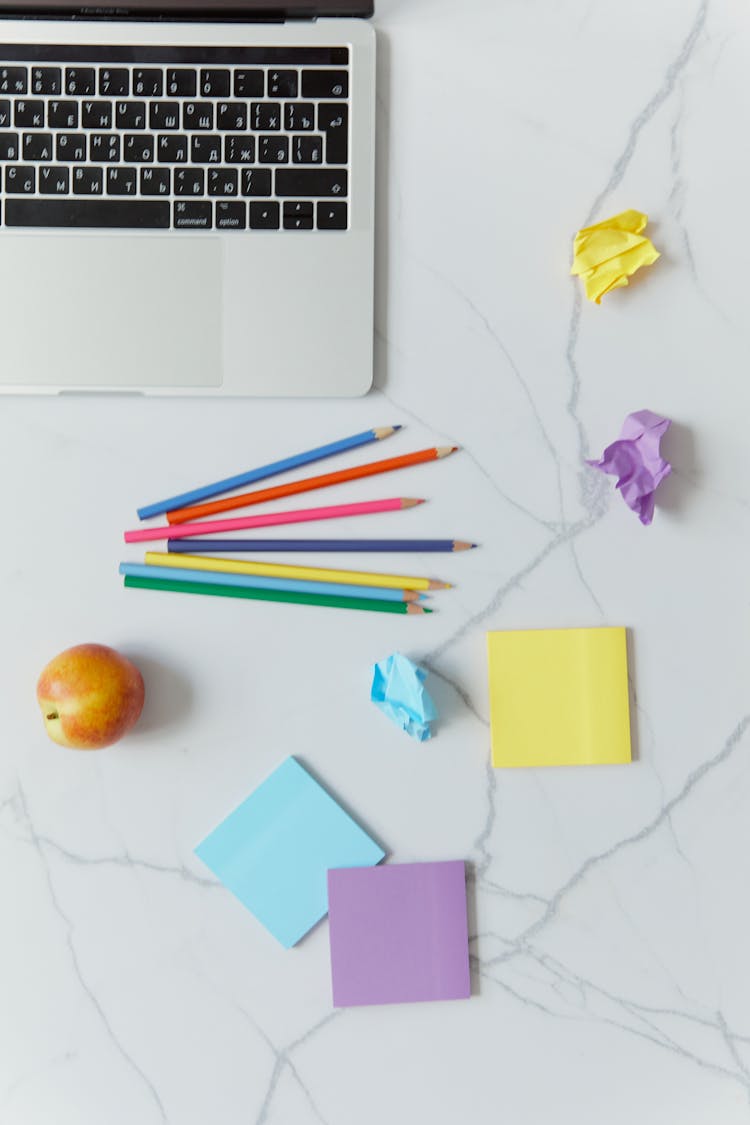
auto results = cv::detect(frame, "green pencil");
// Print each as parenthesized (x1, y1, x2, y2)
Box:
(123, 575, 433, 615)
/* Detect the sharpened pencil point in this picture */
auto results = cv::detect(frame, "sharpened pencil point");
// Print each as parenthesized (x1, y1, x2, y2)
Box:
(401, 498, 425, 509)
(453, 540, 477, 551)
(374, 425, 403, 439)
(436, 445, 459, 458)
(407, 603, 433, 615)
(427, 580, 451, 590)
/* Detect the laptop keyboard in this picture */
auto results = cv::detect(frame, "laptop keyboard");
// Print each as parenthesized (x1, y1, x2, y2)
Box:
(0, 45, 350, 231)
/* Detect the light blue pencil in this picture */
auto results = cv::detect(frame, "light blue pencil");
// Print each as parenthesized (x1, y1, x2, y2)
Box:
(137, 425, 402, 520)
(118, 563, 424, 604)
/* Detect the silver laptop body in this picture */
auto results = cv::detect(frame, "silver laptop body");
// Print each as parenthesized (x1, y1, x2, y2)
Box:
(0, 1, 375, 395)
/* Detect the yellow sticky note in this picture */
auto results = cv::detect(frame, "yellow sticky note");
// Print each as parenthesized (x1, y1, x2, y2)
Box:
(487, 627, 631, 768)
(571, 209, 660, 303)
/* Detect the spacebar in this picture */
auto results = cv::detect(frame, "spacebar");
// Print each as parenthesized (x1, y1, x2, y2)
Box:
(5, 199, 170, 229)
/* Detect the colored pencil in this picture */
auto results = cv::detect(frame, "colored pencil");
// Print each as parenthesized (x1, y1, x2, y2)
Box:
(169, 538, 477, 553)
(136, 425, 402, 520)
(144, 551, 450, 592)
(168, 445, 459, 524)
(118, 562, 423, 603)
(123, 575, 432, 615)
(124, 497, 423, 544)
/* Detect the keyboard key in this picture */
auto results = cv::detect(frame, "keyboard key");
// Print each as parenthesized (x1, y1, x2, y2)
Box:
(157, 134, 188, 163)
(150, 102, 180, 131)
(0, 100, 9, 128)
(317, 200, 347, 230)
(124, 134, 154, 163)
(0, 67, 27, 95)
(217, 102, 247, 131)
(166, 69, 197, 97)
(0, 133, 18, 160)
(224, 135, 255, 164)
(174, 167, 204, 196)
(268, 69, 298, 98)
(191, 134, 221, 164)
(293, 135, 323, 164)
(116, 101, 146, 130)
(90, 133, 120, 163)
(174, 200, 211, 229)
(22, 132, 53, 161)
(5, 199, 170, 228)
(208, 167, 238, 197)
(285, 103, 315, 132)
(82, 100, 112, 129)
(133, 69, 163, 97)
(183, 101, 213, 131)
(234, 70, 263, 97)
(318, 103, 348, 164)
(32, 67, 61, 95)
(284, 214, 313, 230)
(107, 167, 137, 195)
(39, 165, 70, 194)
(73, 166, 104, 195)
(251, 102, 281, 131)
(248, 201, 279, 229)
(241, 168, 272, 196)
(100, 68, 129, 96)
(216, 201, 246, 229)
(5, 164, 35, 193)
(301, 70, 348, 99)
(276, 169, 347, 197)
(66, 68, 95, 95)
(56, 133, 87, 162)
(48, 100, 78, 129)
(284, 201, 313, 219)
(259, 135, 288, 164)
(14, 100, 44, 129)
(201, 69, 230, 97)
(141, 167, 171, 196)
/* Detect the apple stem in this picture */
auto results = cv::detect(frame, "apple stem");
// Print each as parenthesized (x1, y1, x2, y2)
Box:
(46, 711, 59, 721)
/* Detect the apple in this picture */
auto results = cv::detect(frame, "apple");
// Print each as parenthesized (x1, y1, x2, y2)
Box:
(36, 644, 145, 750)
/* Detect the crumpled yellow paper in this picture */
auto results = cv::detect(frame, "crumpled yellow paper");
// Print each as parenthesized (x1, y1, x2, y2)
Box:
(571, 209, 660, 303)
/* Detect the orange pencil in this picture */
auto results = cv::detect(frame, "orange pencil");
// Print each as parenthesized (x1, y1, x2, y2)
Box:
(167, 445, 459, 524)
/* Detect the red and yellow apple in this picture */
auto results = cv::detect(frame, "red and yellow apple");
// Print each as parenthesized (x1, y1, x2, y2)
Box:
(36, 644, 145, 750)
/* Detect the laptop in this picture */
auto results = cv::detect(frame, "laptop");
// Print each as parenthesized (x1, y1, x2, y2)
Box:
(0, 0, 375, 395)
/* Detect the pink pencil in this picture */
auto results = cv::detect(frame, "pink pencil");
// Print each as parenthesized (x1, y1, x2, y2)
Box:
(124, 497, 424, 544)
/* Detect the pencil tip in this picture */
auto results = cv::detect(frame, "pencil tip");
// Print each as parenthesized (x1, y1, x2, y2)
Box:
(392, 424, 403, 431)
(427, 580, 451, 589)
(407, 603, 433, 615)
(374, 425, 403, 439)
(401, 497, 426, 509)
(453, 541, 477, 551)
(435, 445, 459, 458)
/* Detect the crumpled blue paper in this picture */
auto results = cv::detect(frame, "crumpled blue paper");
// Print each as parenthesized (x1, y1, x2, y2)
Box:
(587, 409, 672, 525)
(370, 653, 437, 742)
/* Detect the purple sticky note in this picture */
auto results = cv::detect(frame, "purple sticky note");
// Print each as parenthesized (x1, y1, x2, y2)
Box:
(587, 409, 672, 525)
(327, 861, 471, 1007)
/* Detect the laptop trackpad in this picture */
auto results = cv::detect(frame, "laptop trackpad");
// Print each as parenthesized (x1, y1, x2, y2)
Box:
(0, 236, 222, 389)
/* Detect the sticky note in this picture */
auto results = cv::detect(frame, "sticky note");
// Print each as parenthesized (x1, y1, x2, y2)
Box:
(571, 209, 660, 303)
(327, 861, 471, 1007)
(487, 627, 631, 768)
(195, 757, 385, 948)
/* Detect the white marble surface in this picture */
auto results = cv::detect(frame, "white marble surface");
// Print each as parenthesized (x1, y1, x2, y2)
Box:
(2, 0, 750, 1121)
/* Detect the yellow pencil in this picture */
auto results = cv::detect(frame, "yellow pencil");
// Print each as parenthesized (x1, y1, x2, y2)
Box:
(143, 551, 450, 592)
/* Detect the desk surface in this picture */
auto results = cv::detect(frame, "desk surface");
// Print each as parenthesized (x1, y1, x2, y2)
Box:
(2, 2, 750, 1123)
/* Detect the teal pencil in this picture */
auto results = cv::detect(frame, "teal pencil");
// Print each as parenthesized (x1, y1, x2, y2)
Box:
(124, 575, 433, 615)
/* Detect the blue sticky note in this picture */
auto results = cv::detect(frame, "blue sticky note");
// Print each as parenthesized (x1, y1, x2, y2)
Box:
(371, 652, 438, 742)
(194, 757, 385, 948)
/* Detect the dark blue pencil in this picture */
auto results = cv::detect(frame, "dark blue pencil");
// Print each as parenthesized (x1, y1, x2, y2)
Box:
(168, 538, 476, 553)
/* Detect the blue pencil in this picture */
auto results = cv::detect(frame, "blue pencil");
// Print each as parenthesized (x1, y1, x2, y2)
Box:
(168, 538, 476, 553)
(118, 562, 423, 604)
(137, 425, 402, 520)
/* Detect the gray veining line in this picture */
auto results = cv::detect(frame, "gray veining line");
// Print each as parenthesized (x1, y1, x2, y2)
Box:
(483, 714, 750, 969)
(481, 943, 750, 1089)
(252, 1012, 341, 1125)
(33, 834, 218, 890)
(12, 783, 168, 1125)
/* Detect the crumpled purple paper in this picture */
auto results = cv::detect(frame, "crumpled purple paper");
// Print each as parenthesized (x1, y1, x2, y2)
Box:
(587, 410, 672, 525)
